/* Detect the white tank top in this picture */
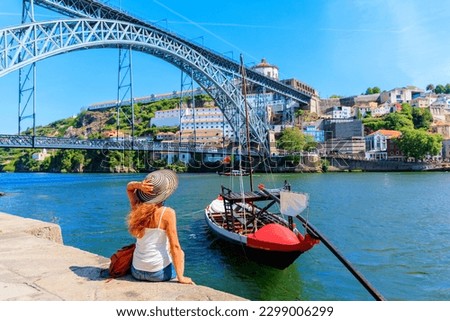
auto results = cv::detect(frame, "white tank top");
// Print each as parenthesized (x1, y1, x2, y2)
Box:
(132, 207, 172, 272)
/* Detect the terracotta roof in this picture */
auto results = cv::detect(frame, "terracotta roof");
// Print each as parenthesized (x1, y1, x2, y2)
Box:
(368, 129, 402, 139)
(253, 58, 278, 69)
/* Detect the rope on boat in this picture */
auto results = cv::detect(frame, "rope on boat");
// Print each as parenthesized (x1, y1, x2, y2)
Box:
(259, 187, 386, 301)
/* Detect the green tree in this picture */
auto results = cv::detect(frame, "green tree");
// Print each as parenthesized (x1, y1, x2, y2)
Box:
(445, 83, 450, 94)
(412, 107, 433, 130)
(362, 117, 386, 133)
(39, 156, 52, 172)
(372, 86, 381, 94)
(365, 86, 381, 95)
(426, 84, 435, 92)
(71, 151, 85, 172)
(383, 112, 414, 131)
(304, 135, 318, 151)
(13, 150, 40, 171)
(278, 127, 310, 152)
(435, 84, 445, 94)
(396, 130, 443, 160)
(399, 103, 413, 117)
(295, 109, 305, 127)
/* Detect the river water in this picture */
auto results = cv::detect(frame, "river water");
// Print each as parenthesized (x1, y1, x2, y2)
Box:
(1, 171, 449, 301)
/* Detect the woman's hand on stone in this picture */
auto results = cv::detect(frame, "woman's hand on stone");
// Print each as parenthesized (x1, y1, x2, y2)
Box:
(178, 276, 195, 285)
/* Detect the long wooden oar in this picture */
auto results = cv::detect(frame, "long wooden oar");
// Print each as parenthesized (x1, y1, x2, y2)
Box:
(260, 187, 386, 301)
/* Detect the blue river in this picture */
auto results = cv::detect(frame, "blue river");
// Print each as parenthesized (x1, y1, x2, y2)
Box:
(1, 171, 449, 301)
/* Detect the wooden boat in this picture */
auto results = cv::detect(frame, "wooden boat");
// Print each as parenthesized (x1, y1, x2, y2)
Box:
(205, 54, 318, 269)
(204, 184, 319, 269)
(217, 169, 250, 176)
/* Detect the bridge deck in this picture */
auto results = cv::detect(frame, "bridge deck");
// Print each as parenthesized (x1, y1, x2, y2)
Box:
(0, 135, 261, 155)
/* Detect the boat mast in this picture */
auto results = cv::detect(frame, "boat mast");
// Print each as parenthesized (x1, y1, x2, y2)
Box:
(240, 54, 254, 191)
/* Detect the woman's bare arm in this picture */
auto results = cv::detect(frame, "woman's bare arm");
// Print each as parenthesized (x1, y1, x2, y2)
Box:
(163, 208, 194, 285)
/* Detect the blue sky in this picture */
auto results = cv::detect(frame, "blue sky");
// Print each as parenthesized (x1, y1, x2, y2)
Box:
(1, 0, 450, 134)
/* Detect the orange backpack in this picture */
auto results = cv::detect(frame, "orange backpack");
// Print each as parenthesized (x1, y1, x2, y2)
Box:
(108, 243, 136, 278)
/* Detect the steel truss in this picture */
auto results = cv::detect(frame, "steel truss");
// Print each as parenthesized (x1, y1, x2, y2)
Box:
(0, 18, 268, 149)
(116, 47, 134, 140)
(18, 0, 36, 135)
(33, 0, 315, 102)
(0, 134, 250, 156)
(2, 0, 319, 153)
(31, 0, 318, 152)
(179, 70, 197, 145)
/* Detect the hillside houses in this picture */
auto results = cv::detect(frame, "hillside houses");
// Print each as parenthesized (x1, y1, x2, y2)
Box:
(365, 130, 402, 161)
(148, 84, 448, 162)
(319, 86, 450, 141)
(321, 86, 426, 119)
(309, 86, 450, 161)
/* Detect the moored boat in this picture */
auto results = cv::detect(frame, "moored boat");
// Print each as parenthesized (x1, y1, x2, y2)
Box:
(204, 184, 319, 269)
(205, 54, 319, 269)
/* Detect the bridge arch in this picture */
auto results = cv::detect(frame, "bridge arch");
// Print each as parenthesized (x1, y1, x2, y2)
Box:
(0, 18, 268, 148)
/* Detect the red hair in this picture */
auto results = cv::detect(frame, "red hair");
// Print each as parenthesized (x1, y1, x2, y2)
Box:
(127, 203, 158, 238)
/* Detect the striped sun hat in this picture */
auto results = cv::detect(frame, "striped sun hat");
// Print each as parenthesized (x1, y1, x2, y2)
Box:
(136, 169, 178, 204)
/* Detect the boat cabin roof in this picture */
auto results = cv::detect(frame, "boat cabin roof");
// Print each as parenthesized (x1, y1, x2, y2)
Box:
(220, 186, 281, 203)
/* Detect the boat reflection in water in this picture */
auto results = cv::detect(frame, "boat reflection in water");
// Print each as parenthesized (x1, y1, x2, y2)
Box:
(206, 229, 306, 300)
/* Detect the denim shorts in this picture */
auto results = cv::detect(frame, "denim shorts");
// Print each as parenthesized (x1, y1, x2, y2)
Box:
(131, 263, 176, 282)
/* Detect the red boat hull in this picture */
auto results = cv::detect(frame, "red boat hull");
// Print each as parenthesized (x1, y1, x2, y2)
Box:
(244, 224, 318, 268)
(247, 224, 304, 252)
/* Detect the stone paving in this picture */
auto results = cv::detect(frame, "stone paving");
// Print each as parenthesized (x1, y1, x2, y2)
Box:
(0, 212, 244, 301)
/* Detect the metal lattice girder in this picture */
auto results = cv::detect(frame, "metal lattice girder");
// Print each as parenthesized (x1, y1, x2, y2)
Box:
(18, 0, 37, 135)
(0, 135, 263, 156)
(116, 47, 135, 138)
(33, 0, 315, 104)
(0, 19, 270, 148)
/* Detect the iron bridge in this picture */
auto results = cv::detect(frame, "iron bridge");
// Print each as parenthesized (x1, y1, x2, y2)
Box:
(0, 134, 238, 155)
(0, 0, 317, 153)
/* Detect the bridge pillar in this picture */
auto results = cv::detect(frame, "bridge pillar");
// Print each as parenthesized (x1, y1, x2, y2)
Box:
(116, 47, 135, 143)
(18, 0, 37, 135)
(179, 70, 196, 145)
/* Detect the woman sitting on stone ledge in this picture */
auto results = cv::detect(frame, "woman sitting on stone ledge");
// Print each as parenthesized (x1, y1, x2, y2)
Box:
(126, 170, 194, 285)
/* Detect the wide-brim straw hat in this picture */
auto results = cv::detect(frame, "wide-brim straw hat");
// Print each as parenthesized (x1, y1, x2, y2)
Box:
(136, 169, 178, 204)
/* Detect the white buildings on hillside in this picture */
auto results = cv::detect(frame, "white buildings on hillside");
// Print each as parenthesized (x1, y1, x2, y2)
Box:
(152, 106, 234, 145)
(252, 58, 279, 80)
(328, 106, 353, 119)
(365, 130, 402, 160)
(151, 109, 180, 127)
(32, 149, 50, 161)
(378, 86, 424, 104)
(429, 95, 450, 122)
